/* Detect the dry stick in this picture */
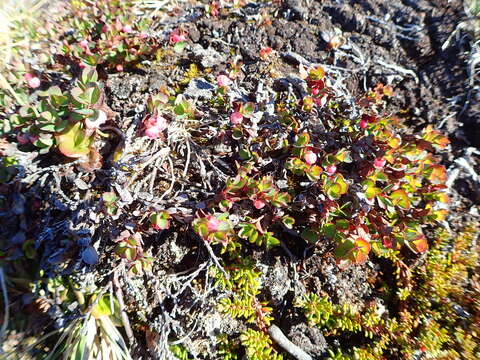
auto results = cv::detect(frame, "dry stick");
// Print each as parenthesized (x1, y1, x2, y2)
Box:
(268, 325, 313, 360)
(113, 272, 134, 343)
(202, 240, 228, 278)
(375, 59, 419, 84)
(0, 267, 9, 342)
(126, 145, 166, 187)
(156, 155, 176, 202)
(182, 139, 192, 177)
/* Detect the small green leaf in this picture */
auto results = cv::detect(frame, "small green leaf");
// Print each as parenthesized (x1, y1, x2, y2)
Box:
(84, 85, 100, 105)
(91, 295, 113, 318)
(103, 192, 117, 203)
(265, 234, 280, 249)
(322, 223, 337, 239)
(285, 157, 307, 175)
(301, 228, 320, 243)
(326, 183, 341, 199)
(335, 149, 352, 163)
(335, 219, 349, 230)
(306, 165, 322, 180)
(282, 216, 295, 229)
(55, 122, 93, 158)
(390, 189, 411, 209)
(174, 102, 186, 116)
(173, 41, 187, 53)
(73, 108, 95, 116)
(239, 102, 255, 118)
(34, 133, 54, 148)
(70, 87, 86, 104)
(270, 192, 291, 207)
(295, 133, 310, 147)
(196, 223, 208, 238)
(238, 223, 256, 239)
(249, 230, 259, 244)
(81, 67, 98, 84)
(150, 211, 171, 230)
(239, 148, 252, 160)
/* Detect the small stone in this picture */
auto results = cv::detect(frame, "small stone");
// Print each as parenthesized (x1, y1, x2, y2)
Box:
(288, 323, 328, 356)
(191, 44, 227, 68)
(184, 78, 215, 98)
(264, 260, 291, 306)
(282, 0, 307, 21)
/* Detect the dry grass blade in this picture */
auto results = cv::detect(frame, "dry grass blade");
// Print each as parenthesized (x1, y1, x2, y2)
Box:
(0, 0, 48, 71)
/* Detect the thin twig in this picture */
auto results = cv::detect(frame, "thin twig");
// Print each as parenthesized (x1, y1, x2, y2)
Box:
(0, 267, 9, 342)
(202, 240, 228, 278)
(268, 324, 313, 360)
(113, 271, 134, 343)
(156, 155, 176, 202)
(183, 139, 191, 177)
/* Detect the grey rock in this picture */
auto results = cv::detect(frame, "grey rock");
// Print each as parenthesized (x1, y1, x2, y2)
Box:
(288, 323, 328, 358)
(280, 51, 315, 67)
(277, 180, 289, 189)
(273, 76, 308, 98)
(283, 0, 307, 21)
(191, 44, 227, 68)
(107, 74, 148, 100)
(264, 260, 291, 306)
(148, 74, 167, 91)
(184, 78, 215, 98)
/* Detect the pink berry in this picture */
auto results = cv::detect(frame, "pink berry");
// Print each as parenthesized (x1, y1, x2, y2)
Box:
(122, 25, 133, 33)
(374, 158, 386, 169)
(102, 24, 108, 33)
(23, 73, 33, 81)
(116, 64, 123, 72)
(253, 199, 266, 209)
(79, 62, 86, 69)
(27, 77, 41, 89)
(170, 31, 186, 44)
(359, 119, 368, 129)
(206, 216, 221, 232)
(303, 150, 317, 165)
(217, 74, 231, 87)
(145, 126, 162, 139)
(144, 115, 168, 139)
(79, 40, 89, 49)
(146, 115, 168, 131)
(325, 164, 337, 175)
(139, 31, 148, 39)
(230, 112, 243, 125)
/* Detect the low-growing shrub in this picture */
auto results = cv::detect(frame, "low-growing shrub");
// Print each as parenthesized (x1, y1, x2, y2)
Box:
(295, 224, 479, 359)
(193, 66, 449, 270)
